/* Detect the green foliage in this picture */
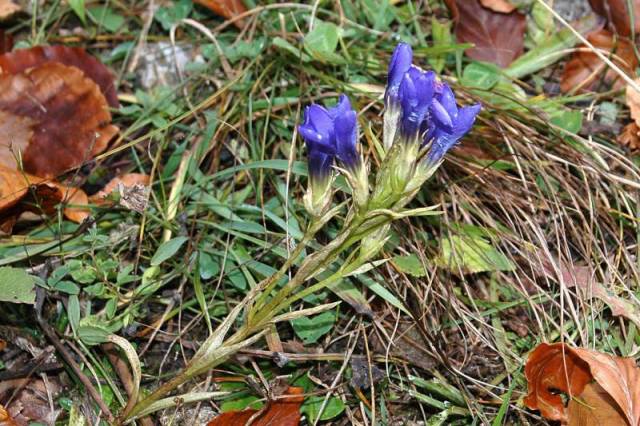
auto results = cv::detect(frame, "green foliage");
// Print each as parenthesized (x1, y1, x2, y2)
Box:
(392, 253, 426, 277)
(304, 21, 343, 63)
(439, 235, 515, 274)
(88, 6, 125, 33)
(0, 267, 36, 304)
(151, 236, 189, 266)
(461, 62, 501, 90)
(301, 395, 346, 422)
(155, 0, 192, 31)
(68, 0, 86, 24)
(290, 311, 336, 344)
(223, 396, 263, 412)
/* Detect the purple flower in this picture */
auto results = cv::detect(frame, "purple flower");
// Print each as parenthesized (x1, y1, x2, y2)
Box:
(385, 43, 413, 108)
(425, 98, 481, 165)
(398, 66, 435, 139)
(298, 95, 359, 182)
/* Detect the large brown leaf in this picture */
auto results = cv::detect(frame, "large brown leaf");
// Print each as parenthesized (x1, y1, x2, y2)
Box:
(207, 386, 304, 426)
(589, 0, 640, 37)
(0, 62, 118, 178)
(0, 165, 88, 232)
(447, 0, 526, 67)
(560, 29, 637, 93)
(194, 0, 247, 29)
(525, 343, 640, 425)
(0, 45, 119, 107)
(567, 382, 628, 426)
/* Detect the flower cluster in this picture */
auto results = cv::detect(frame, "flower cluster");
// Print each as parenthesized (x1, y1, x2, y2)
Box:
(298, 42, 480, 217)
(385, 43, 481, 164)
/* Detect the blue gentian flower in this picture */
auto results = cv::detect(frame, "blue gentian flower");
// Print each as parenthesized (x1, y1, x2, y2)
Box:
(299, 104, 336, 184)
(385, 43, 413, 108)
(425, 98, 481, 165)
(398, 66, 435, 140)
(298, 94, 360, 182)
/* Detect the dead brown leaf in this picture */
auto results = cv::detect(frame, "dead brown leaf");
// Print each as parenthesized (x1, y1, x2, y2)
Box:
(539, 254, 640, 330)
(194, 0, 247, 29)
(525, 343, 640, 425)
(0, 165, 89, 232)
(560, 29, 638, 93)
(0, 45, 119, 107)
(618, 122, 640, 152)
(0, 62, 118, 178)
(0, 403, 19, 426)
(567, 382, 628, 426)
(0, 0, 20, 21)
(207, 386, 304, 426)
(446, 0, 525, 67)
(479, 0, 516, 13)
(627, 79, 640, 127)
(589, 0, 640, 37)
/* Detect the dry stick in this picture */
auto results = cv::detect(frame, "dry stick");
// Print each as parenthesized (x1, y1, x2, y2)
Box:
(535, 0, 640, 94)
(34, 289, 115, 422)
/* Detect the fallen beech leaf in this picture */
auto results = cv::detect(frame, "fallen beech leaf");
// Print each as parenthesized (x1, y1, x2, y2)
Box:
(524, 343, 592, 422)
(0, 403, 19, 426)
(0, 62, 118, 178)
(567, 382, 628, 426)
(561, 29, 637, 93)
(0, 0, 20, 21)
(479, 0, 516, 13)
(0, 45, 119, 107)
(589, 0, 640, 37)
(60, 186, 89, 223)
(618, 122, 640, 152)
(448, 0, 526, 67)
(207, 386, 304, 426)
(194, 0, 247, 29)
(627, 79, 640, 127)
(0, 166, 89, 232)
(525, 343, 640, 425)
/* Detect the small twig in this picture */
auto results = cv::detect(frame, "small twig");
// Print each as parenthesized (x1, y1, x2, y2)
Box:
(34, 288, 115, 422)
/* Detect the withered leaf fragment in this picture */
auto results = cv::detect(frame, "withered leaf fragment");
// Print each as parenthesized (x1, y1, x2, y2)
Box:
(0, 62, 118, 178)
(589, 0, 640, 37)
(561, 29, 637, 93)
(0, 45, 119, 107)
(194, 0, 247, 29)
(525, 342, 640, 425)
(207, 387, 304, 426)
(0, 165, 88, 233)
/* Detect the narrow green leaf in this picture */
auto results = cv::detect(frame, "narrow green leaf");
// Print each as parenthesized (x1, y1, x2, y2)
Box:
(150, 236, 189, 266)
